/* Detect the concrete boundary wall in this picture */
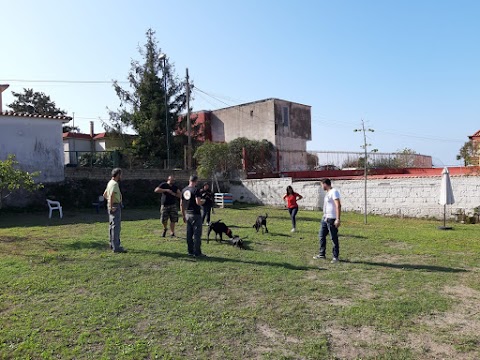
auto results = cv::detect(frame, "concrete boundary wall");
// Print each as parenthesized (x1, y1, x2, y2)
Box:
(229, 176, 480, 219)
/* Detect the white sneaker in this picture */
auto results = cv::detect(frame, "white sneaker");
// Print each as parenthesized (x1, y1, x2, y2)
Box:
(331, 258, 339, 263)
(291, 228, 296, 233)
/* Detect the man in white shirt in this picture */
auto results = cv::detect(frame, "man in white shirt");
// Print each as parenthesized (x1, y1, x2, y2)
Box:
(313, 178, 341, 263)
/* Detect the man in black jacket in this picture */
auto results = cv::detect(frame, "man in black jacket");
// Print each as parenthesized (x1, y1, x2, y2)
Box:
(180, 175, 207, 257)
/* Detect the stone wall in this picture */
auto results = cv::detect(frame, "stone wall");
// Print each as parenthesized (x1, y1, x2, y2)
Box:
(229, 176, 480, 219)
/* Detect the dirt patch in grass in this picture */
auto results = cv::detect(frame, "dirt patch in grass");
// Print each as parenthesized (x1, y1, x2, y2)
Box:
(0, 236, 31, 243)
(383, 241, 413, 250)
(422, 285, 480, 333)
(326, 324, 393, 359)
(411, 285, 480, 359)
(253, 323, 301, 358)
(406, 333, 462, 359)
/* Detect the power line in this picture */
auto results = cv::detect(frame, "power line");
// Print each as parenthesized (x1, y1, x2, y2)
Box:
(0, 79, 129, 84)
(311, 117, 464, 143)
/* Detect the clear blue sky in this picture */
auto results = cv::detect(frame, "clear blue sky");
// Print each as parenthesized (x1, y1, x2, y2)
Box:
(1, 0, 479, 166)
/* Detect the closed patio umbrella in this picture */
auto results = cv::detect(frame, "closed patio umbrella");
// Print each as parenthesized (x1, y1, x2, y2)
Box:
(438, 167, 455, 229)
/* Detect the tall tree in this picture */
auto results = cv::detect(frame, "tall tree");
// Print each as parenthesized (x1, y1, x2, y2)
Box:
(62, 125, 80, 133)
(457, 140, 475, 166)
(394, 148, 418, 168)
(7, 88, 66, 116)
(104, 28, 192, 165)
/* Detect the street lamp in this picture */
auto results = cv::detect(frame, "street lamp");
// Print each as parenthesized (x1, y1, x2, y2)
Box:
(159, 53, 170, 169)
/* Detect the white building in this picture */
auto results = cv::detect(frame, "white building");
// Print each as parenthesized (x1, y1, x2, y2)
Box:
(0, 111, 71, 182)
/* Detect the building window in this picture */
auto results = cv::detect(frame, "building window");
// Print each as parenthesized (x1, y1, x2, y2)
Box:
(282, 106, 289, 127)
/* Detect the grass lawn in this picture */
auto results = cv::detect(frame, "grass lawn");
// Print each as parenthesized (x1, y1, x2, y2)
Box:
(0, 205, 479, 359)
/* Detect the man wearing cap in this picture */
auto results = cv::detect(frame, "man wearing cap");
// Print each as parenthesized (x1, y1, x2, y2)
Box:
(180, 175, 207, 257)
(103, 168, 127, 253)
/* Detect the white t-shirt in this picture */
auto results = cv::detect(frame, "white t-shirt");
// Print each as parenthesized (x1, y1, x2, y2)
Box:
(323, 188, 341, 219)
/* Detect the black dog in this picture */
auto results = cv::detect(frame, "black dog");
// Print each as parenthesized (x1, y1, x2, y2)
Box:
(207, 220, 233, 243)
(253, 214, 268, 233)
(229, 235, 245, 250)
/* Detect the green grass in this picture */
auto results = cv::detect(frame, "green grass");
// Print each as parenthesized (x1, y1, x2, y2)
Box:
(1, 205, 479, 359)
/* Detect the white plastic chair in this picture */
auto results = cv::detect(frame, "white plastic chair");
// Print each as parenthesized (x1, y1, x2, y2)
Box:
(92, 195, 105, 213)
(47, 199, 63, 219)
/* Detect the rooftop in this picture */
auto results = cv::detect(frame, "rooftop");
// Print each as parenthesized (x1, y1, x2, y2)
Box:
(209, 98, 312, 112)
(468, 130, 480, 139)
(63, 132, 108, 140)
(1, 111, 72, 121)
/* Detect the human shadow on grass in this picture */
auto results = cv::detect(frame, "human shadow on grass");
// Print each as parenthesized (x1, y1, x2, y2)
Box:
(265, 232, 291, 238)
(339, 234, 368, 240)
(343, 260, 467, 273)
(131, 249, 321, 271)
(0, 209, 161, 228)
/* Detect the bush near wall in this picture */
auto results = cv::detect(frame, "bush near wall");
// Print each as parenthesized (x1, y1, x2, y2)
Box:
(1, 178, 230, 211)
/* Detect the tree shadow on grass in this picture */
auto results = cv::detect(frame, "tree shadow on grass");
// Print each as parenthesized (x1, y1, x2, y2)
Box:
(131, 249, 322, 271)
(0, 209, 161, 228)
(343, 260, 467, 273)
(64, 240, 109, 251)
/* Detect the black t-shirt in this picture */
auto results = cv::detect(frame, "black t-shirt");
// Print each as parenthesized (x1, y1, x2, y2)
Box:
(182, 186, 202, 214)
(198, 189, 213, 206)
(159, 182, 179, 206)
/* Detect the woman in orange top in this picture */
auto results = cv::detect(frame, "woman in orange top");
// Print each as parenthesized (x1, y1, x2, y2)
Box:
(283, 185, 303, 232)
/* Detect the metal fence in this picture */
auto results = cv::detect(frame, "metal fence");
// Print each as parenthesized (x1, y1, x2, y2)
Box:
(307, 150, 433, 169)
(64, 151, 187, 170)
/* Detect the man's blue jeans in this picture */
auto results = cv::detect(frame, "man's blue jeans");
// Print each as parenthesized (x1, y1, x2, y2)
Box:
(109, 206, 122, 251)
(201, 205, 212, 224)
(319, 218, 339, 258)
(185, 213, 203, 256)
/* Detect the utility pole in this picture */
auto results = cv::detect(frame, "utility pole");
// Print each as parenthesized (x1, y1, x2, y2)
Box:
(354, 119, 375, 224)
(158, 53, 170, 169)
(186, 68, 192, 170)
(72, 112, 76, 165)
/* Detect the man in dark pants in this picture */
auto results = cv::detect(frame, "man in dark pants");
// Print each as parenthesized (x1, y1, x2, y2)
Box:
(199, 182, 214, 225)
(313, 178, 341, 263)
(180, 175, 207, 257)
(103, 168, 127, 253)
(154, 175, 181, 237)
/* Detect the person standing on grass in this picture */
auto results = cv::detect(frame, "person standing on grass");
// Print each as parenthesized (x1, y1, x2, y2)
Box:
(199, 182, 214, 225)
(313, 178, 341, 263)
(103, 168, 126, 253)
(180, 175, 207, 257)
(154, 175, 181, 237)
(283, 185, 303, 232)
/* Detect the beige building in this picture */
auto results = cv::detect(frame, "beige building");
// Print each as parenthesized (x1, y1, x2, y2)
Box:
(209, 98, 312, 171)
